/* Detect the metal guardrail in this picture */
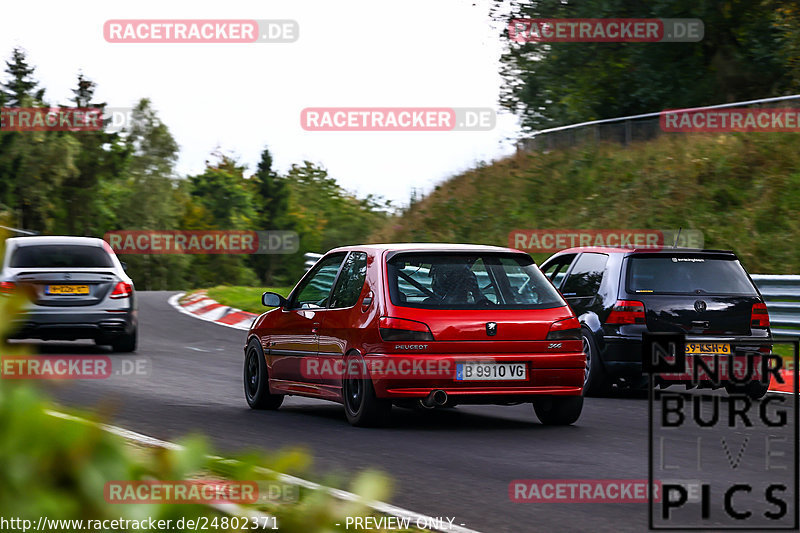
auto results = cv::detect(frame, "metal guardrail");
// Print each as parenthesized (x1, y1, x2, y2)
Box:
(517, 94, 800, 152)
(0, 224, 39, 235)
(752, 275, 800, 339)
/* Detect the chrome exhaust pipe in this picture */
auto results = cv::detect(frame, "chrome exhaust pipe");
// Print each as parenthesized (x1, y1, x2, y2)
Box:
(420, 389, 448, 408)
(432, 389, 448, 406)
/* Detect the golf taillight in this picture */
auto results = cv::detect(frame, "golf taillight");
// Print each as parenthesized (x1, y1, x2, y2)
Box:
(546, 317, 581, 340)
(0, 281, 15, 295)
(606, 300, 646, 325)
(751, 302, 770, 328)
(379, 317, 434, 342)
(110, 282, 132, 299)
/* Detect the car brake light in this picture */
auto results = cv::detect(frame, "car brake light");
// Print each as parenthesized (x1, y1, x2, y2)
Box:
(606, 300, 646, 325)
(0, 281, 15, 295)
(379, 317, 434, 342)
(110, 282, 132, 299)
(546, 317, 581, 340)
(751, 302, 770, 328)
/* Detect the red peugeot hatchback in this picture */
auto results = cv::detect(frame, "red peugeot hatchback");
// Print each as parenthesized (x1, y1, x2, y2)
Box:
(244, 244, 585, 426)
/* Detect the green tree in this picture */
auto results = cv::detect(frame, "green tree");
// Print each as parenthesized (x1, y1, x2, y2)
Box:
(187, 153, 258, 286)
(773, 2, 800, 91)
(249, 147, 291, 284)
(283, 161, 389, 277)
(114, 98, 188, 290)
(1, 47, 44, 106)
(0, 48, 78, 232)
(496, 0, 795, 131)
(189, 153, 255, 228)
(0, 87, 15, 218)
(51, 73, 129, 235)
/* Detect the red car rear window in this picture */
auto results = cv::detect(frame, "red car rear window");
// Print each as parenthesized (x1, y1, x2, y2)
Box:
(386, 252, 564, 309)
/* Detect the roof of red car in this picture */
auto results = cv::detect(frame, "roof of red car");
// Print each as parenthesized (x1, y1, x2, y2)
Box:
(328, 243, 521, 254)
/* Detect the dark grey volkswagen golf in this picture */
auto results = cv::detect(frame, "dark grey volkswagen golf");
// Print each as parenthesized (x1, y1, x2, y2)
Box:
(1, 236, 137, 352)
(540, 246, 773, 398)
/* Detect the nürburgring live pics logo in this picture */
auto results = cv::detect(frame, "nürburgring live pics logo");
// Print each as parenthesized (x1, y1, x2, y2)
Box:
(644, 332, 798, 529)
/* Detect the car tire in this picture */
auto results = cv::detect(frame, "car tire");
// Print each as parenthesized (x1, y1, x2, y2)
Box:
(582, 328, 609, 396)
(111, 327, 137, 353)
(343, 352, 391, 427)
(725, 380, 769, 400)
(533, 396, 583, 425)
(244, 339, 284, 410)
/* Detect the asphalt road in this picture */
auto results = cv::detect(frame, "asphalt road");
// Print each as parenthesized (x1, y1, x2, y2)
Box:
(20, 292, 797, 533)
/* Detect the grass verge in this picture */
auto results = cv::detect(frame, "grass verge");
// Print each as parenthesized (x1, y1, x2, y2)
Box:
(199, 286, 293, 314)
(372, 132, 800, 273)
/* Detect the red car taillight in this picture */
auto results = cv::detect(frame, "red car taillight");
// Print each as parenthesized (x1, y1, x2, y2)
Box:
(0, 281, 15, 295)
(110, 282, 132, 299)
(379, 317, 434, 342)
(546, 317, 581, 340)
(606, 300, 646, 325)
(751, 302, 770, 328)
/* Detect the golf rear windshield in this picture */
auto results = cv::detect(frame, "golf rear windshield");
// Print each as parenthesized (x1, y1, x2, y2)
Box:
(627, 255, 757, 295)
(10, 245, 114, 268)
(386, 252, 564, 309)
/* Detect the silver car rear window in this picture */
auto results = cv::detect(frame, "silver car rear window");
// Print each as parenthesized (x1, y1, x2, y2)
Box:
(10, 245, 114, 268)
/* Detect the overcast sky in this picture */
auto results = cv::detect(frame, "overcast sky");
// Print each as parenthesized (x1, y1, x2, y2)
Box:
(1, 0, 520, 205)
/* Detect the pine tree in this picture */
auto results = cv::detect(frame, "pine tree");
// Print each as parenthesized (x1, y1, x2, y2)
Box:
(71, 72, 95, 108)
(250, 147, 290, 284)
(2, 47, 44, 106)
(254, 148, 289, 231)
(0, 47, 66, 233)
(53, 73, 126, 235)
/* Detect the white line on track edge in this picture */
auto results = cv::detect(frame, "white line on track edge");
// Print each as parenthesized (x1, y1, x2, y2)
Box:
(44, 411, 484, 533)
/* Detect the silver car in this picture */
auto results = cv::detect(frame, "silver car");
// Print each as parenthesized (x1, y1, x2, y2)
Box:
(1, 236, 137, 352)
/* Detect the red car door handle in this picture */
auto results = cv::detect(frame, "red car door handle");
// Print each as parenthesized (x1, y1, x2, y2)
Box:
(312, 322, 320, 334)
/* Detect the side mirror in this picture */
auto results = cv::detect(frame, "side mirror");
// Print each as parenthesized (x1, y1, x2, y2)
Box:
(262, 291, 287, 308)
